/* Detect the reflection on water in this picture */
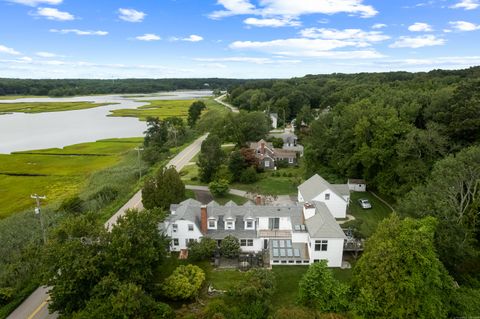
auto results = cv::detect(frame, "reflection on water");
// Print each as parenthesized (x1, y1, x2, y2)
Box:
(0, 91, 211, 154)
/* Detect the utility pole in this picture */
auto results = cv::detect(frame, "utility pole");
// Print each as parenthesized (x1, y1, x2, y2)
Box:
(134, 147, 144, 182)
(31, 194, 47, 245)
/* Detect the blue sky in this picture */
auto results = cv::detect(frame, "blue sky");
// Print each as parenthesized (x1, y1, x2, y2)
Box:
(1, 0, 480, 78)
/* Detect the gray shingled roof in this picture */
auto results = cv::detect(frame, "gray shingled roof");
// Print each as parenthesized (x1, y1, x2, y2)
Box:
(332, 184, 350, 197)
(298, 174, 348, 202)
(305, 202, 347, 239)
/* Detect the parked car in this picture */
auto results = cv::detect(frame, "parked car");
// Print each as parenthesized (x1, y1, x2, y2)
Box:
(358, 198, 372, 209)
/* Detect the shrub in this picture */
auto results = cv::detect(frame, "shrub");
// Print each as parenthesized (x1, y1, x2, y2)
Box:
(220, 235, 241, 259)
(239, 166, 258, 184)
(209, 179, 230, 197)
(188, 237, 217, 261)
(0, 287, 14, 306)
(87, 186, 118, 204)
(163, 264, 205, 300)
(57, 196, 85, 214)
(276, 159, 289, 169)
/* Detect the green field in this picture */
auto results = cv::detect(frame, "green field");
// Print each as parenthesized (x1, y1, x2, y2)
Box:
(0, 95, 44, 100)
(0, 101, 112, 114)
(0, 138, 142, 218)
(109, 97, 227, 121)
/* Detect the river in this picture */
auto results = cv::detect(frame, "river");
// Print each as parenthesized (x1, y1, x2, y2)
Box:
(0, 90, 211, 154)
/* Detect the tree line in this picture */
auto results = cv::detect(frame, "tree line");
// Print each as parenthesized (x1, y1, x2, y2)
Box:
(0, 78, 247, 96)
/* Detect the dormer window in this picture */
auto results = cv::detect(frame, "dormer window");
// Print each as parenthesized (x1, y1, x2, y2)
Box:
(225, 220, 235, 230)
(188, 224, 194, 231)
(172, 224, 178, 233)
(245, 219, 255, 230)
(208, 218, 217, 229)
(325, 193, 330, 200)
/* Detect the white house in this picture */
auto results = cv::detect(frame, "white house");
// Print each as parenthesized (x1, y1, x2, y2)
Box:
(297, 174, 350, 219)
(162, 198, 346, 267)
(270, 113, 278, 129)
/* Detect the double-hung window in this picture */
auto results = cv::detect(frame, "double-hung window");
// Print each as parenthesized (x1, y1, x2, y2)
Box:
(240, 239, 254, 247)
(269, 218, 280, 230)
(314, 240, 328, 251)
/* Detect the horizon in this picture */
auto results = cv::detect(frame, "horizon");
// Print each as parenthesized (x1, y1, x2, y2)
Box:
(1, 0, 480, 79)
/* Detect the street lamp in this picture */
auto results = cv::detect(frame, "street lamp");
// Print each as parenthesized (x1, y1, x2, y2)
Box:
(31, 194, 47, 245)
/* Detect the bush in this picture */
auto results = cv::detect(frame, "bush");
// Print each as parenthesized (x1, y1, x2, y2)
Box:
(220, 235, 241, 259)
(276, 159, 289, 169)
(163, 264, 205, 300)
(209, 179, 230, 197)
(188, 237, 217, 261)
(0, 287, 14, 306)
(239, 166, 258, 184)
(57, 196, 85, 214)
(87, 186, 118, 205)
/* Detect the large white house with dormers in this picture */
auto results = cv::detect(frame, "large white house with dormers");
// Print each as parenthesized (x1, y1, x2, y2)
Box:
(161, 173, 349, 267)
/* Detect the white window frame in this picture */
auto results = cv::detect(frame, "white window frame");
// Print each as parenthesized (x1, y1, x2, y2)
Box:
(324, 193, 330, 200)
(225, 220, 234, 230)
(173, 238, 179, 246)
(188, 224, 194, 231)
(240, 239, 254, 247)
(288, 157, 294, 164)
(264, 160, 270, 168)
(208, 219, 216, 229)
(172, 224, 178, 233)
(314, 240, 328, 251)
(245, 219, 254, 230)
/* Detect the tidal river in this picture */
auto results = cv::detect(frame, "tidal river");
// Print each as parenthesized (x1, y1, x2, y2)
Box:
(0, 90, 211, 154)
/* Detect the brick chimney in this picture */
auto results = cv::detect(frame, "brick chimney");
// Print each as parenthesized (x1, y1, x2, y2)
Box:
(260, 142, 265, 155)
(255, 195, 262, 206)
(200, 205, 208, 235)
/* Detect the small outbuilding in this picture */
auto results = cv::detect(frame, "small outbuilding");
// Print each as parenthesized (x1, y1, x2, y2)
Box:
(348, 179, 367, 192)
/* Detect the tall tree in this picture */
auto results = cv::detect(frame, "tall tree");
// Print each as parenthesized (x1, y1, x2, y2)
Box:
(198, 134, 224, 183)
(142, 166, 185, 210)
(187, 100, 206, 127)
(143, 117, 169, 164)
(353, 215, 454, 319)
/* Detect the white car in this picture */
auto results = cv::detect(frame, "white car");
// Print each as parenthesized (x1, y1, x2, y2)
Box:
(358, 198, 372, 209)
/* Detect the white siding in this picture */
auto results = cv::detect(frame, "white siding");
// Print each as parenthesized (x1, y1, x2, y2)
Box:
(313, 190, 347, 219)
(309, 238, 344, 267)
(164, 220, 203, 251)
(297, 190, 304, 202)
(240, 238, 263, 252)
(291, 232, 309, 243)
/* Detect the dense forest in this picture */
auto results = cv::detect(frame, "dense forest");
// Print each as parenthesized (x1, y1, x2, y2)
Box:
(227, 66, 480, 288)
(0, 78, 248, 96)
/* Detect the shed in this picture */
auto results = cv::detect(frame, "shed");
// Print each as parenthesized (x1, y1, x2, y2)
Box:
(348, 179, 366, 192)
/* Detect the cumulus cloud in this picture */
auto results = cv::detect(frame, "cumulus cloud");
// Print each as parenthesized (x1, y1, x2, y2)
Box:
(36, 7, 74, 20)
(299, 28, 390, 46)
(6, 0, 62, 6)
(171, 35, 204, 42)
(136, 33, 161, 41)
(390, 35, 445, 48)
(244, 17, 301, 27)
(195, 56, 301, 64)
(210, 0, 378, 20)
(372, 23, 387, 29)
(35, 51, 62, 58)
(50, 29, 108, 36)
(450, 0, 479, 10)
(408, 22, 433, 32)
(118, 8, 146, 22)
(0, 44, 21, 55)
(449, 20, 480, 31)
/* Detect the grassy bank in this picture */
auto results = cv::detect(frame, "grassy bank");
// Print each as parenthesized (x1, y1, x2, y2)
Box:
(109, 97, 226, 121)
(0, 101, 112, 114)
(0, 138, 142, 218)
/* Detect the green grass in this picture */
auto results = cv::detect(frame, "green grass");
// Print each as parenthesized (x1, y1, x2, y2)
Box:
(0, 138, 141, 218)
(231, 167, 301, 195)
(0, 101, 112, 114)
(0, 95, 44, 100)
(344, 191, 393, 238)
(208, 269, 245, 290)
(109, 99, 197, 120)
(271, 266, 308, 308)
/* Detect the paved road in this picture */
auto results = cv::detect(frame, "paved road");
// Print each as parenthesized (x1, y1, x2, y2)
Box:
(8, 134, 208, 319)
(214, 94, 239, 113)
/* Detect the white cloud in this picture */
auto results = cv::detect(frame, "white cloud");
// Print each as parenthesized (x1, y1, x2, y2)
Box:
(136, 33, 161, 41)
(244, 17, 301, 27)
(183, 35, 204, 42)
(299, 28, 390, 46)
(372, 23, 387, 29)
(50, 29, 108, 36)
(6, 0, 62, 6)
(450, 0, 479, 10)
(408, 22, 433, 32)
(230, 37, 385, 58)
(449, 20, 480, 31)
(195, 56, 301, 64)
(210, 0, 378, 19)
(118, 8, 146, 22)
(390, 35, 445, 48)
(35, 51, 60, 58)
(36, 7, 74, 20)
(0, 44, 21, 55)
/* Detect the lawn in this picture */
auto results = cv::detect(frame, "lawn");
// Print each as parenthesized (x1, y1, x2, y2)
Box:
(0, 138, 141, 218)
(0, 101, 111, 114)
(344, 191, 393, 238)
(213, 193, 248, 205)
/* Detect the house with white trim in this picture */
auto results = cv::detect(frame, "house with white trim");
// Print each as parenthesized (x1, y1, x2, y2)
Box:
(297, 174, 350, 219)
(162, 196, 346, 267)
(249, 139, 297, 169)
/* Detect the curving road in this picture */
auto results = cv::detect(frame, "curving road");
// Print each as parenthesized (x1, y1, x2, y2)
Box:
(7, 134, 207, 319)
(214, 94, 239, 113)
